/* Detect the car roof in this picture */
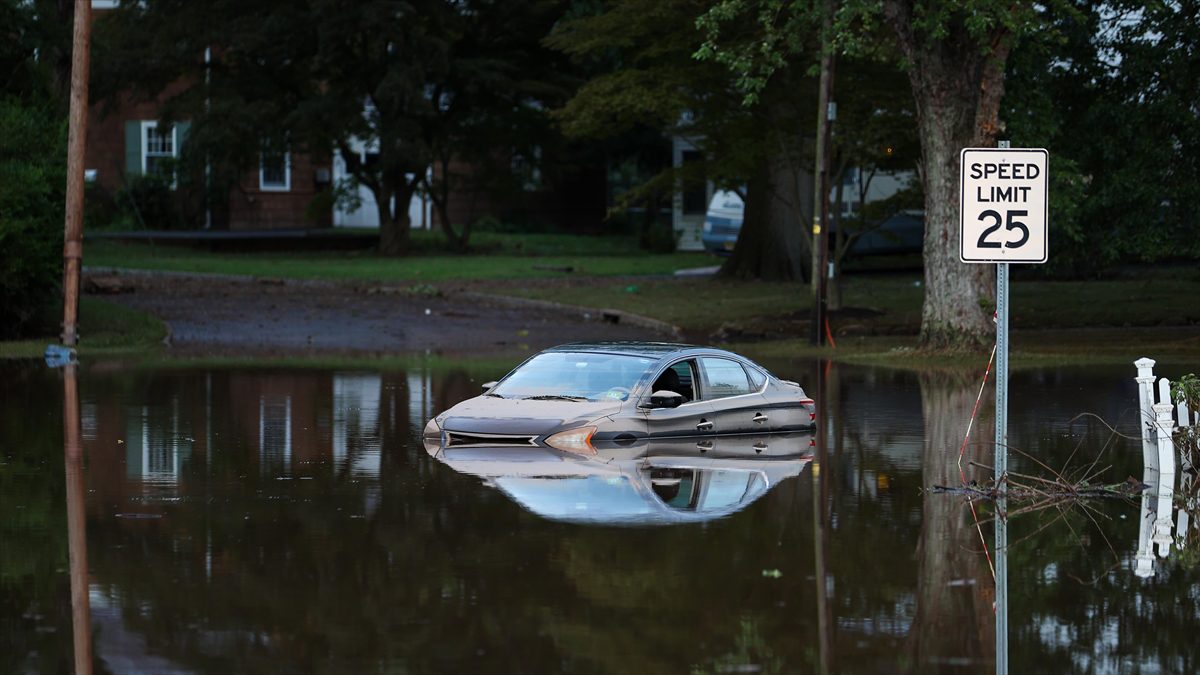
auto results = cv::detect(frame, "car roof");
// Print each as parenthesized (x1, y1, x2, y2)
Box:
(544, 341, 730, 360)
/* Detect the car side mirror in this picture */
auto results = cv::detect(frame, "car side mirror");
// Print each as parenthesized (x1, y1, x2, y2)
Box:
(481, 381, 498, 394)
(638, 390, 684, 410)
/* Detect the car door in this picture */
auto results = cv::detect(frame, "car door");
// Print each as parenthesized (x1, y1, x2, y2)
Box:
(641, 359, 716, 439)
(698, 357, 771, 434)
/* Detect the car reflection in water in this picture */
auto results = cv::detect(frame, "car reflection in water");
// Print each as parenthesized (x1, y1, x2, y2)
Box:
(425, 432, 814, 525)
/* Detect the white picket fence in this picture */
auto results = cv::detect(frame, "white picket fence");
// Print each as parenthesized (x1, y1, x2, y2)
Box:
(1134, 357, 1199, 577)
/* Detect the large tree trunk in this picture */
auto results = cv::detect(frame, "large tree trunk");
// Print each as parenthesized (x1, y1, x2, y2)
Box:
(377, 184, 414, 256)
(908, 369, 996, 671)
(720, 152, 812, 282)
(884, 2, 1013, 351)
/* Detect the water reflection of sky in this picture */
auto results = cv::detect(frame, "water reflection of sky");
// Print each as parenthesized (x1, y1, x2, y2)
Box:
(1, 360, 1197, 674)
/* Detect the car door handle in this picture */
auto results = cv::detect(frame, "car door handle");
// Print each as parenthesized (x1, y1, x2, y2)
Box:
(696, 419, 713, 431)
(696, 440, 713, 451)
(753, 413, 768, 423)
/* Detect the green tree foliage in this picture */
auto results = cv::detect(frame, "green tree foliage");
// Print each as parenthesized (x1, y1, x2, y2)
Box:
(95, 1, 566, 254)
(0, 102, 65, 339)
(1005, 0, 1200, 276)
(699, 0, 1044, 350)
(0, 0, 71, 339)
(0, 368, 71, 673)
(550, 0, 822, 281)
(554, 1, 917, 285)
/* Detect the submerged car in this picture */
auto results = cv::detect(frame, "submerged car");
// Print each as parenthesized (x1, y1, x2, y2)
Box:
(423, 342, 815, 455)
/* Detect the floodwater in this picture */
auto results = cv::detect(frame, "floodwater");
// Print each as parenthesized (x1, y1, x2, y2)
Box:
(2, 357, 1197, 674)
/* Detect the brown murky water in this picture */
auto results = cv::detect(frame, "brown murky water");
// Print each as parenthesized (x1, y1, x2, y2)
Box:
(1, 358, 1196, 674)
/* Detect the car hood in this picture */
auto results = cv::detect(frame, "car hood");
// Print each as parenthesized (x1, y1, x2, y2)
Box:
(439, 395, 625, 436)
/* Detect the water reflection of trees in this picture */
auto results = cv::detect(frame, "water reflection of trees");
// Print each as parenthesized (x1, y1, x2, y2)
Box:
(78, 365, 839, 672)
(0, 364, 79, 674)
(1006, 416, 1196, 674)
(10, 362, 1200, 672)
(822, 364, 925, 671)
(908, 369, 995, 673)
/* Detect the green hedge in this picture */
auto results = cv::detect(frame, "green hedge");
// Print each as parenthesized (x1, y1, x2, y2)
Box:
(0, 99, 64, 339)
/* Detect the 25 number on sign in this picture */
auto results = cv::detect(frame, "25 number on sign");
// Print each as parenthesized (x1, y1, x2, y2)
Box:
(976, 209, 1029, 250)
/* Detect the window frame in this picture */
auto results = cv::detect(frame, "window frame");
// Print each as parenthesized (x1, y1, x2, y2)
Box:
(744, 364, 768, 391)
(141, 121, 178, 180)
(645, 358, 700, 404)
(259, 149, 292, 192)
(697, 356, 754, 400)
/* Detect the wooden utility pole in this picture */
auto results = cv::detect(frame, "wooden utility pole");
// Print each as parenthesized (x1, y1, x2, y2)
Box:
(61, 0, 92, 347)
(809, 0, 836, 345)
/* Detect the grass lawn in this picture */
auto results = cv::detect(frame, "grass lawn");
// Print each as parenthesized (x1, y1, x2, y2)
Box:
(0, 297, 168, 360)
(492, 268, 1200, 334)
(732, 327, 1200, 370)
(65, 233, 1200, 365)
(85, 234, 716, 282)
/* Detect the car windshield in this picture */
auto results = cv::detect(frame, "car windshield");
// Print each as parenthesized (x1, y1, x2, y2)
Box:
(490, 352, 654, 401)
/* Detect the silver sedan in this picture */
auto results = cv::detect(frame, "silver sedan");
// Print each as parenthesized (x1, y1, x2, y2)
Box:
(424, 342, 816, 455)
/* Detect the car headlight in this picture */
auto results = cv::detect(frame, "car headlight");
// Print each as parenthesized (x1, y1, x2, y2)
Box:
(545, 426, 596, 455)
(703, 220, 712, 233)
(423, 417, 441, 441)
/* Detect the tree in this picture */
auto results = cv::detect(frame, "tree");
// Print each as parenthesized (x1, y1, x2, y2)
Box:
(819, 59, 920, 309)
(548, 0, 817, 282)
(1004, 0, 1200, 276)
(0, 0, 71, 338)
(877, 0, 1036, 349)
(698, 0, 1045, 350)
(96, 1, 565, 254)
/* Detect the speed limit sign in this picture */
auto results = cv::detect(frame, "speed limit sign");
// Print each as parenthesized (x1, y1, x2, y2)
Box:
(959, 148, 1048, 263)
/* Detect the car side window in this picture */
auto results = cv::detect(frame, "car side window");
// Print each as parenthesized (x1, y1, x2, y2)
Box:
(651, 359, 697, 402)
(699, 357, 752, 399)
(745, 365, 767, 390)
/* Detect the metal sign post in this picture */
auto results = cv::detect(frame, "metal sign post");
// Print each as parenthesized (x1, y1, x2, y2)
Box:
(994, 257, 1009, 675)
(959, 141, 1049, 675)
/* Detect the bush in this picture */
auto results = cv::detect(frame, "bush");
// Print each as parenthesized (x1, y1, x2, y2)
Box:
(115, 167, 187, 229)
(638, 219, 678, 253)
(0, 99, 65, 339)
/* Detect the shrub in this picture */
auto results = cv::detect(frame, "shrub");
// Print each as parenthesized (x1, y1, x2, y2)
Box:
(0, 99, 65, 339)
(114, 166, 187, 230)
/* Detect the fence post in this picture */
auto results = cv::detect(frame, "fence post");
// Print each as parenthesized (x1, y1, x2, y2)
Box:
(1136, 358, 1159, 472)
(1134, 483, 1157, 577)
(1152, 378, 1176, 556)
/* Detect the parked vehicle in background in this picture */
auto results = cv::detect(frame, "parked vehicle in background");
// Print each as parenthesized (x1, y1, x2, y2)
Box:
(701, 190, 745, 255)
(843, 210, 925, 255)
(701, 189, 924, 258)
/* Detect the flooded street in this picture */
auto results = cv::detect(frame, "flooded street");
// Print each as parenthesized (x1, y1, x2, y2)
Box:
(3, 358, 1197, 674)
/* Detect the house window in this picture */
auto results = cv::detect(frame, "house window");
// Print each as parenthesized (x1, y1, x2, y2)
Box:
(511, 146, 542, 191)
(142, 122, 177, 176)
(260, 150, 291, 191)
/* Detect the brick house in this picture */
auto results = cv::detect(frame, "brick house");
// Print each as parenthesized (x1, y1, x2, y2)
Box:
(84, 1, 604, 234)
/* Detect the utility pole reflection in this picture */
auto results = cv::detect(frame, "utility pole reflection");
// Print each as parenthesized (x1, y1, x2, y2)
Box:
(63, 363, 93, 675)
(812, 359, 834, 675)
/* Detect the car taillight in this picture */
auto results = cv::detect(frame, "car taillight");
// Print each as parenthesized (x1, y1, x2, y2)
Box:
(800, 397, 816, 421)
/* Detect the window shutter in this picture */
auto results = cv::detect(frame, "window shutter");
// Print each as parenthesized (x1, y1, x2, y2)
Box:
(176, 121, 191, 155)
(124, 121, 142, 177)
